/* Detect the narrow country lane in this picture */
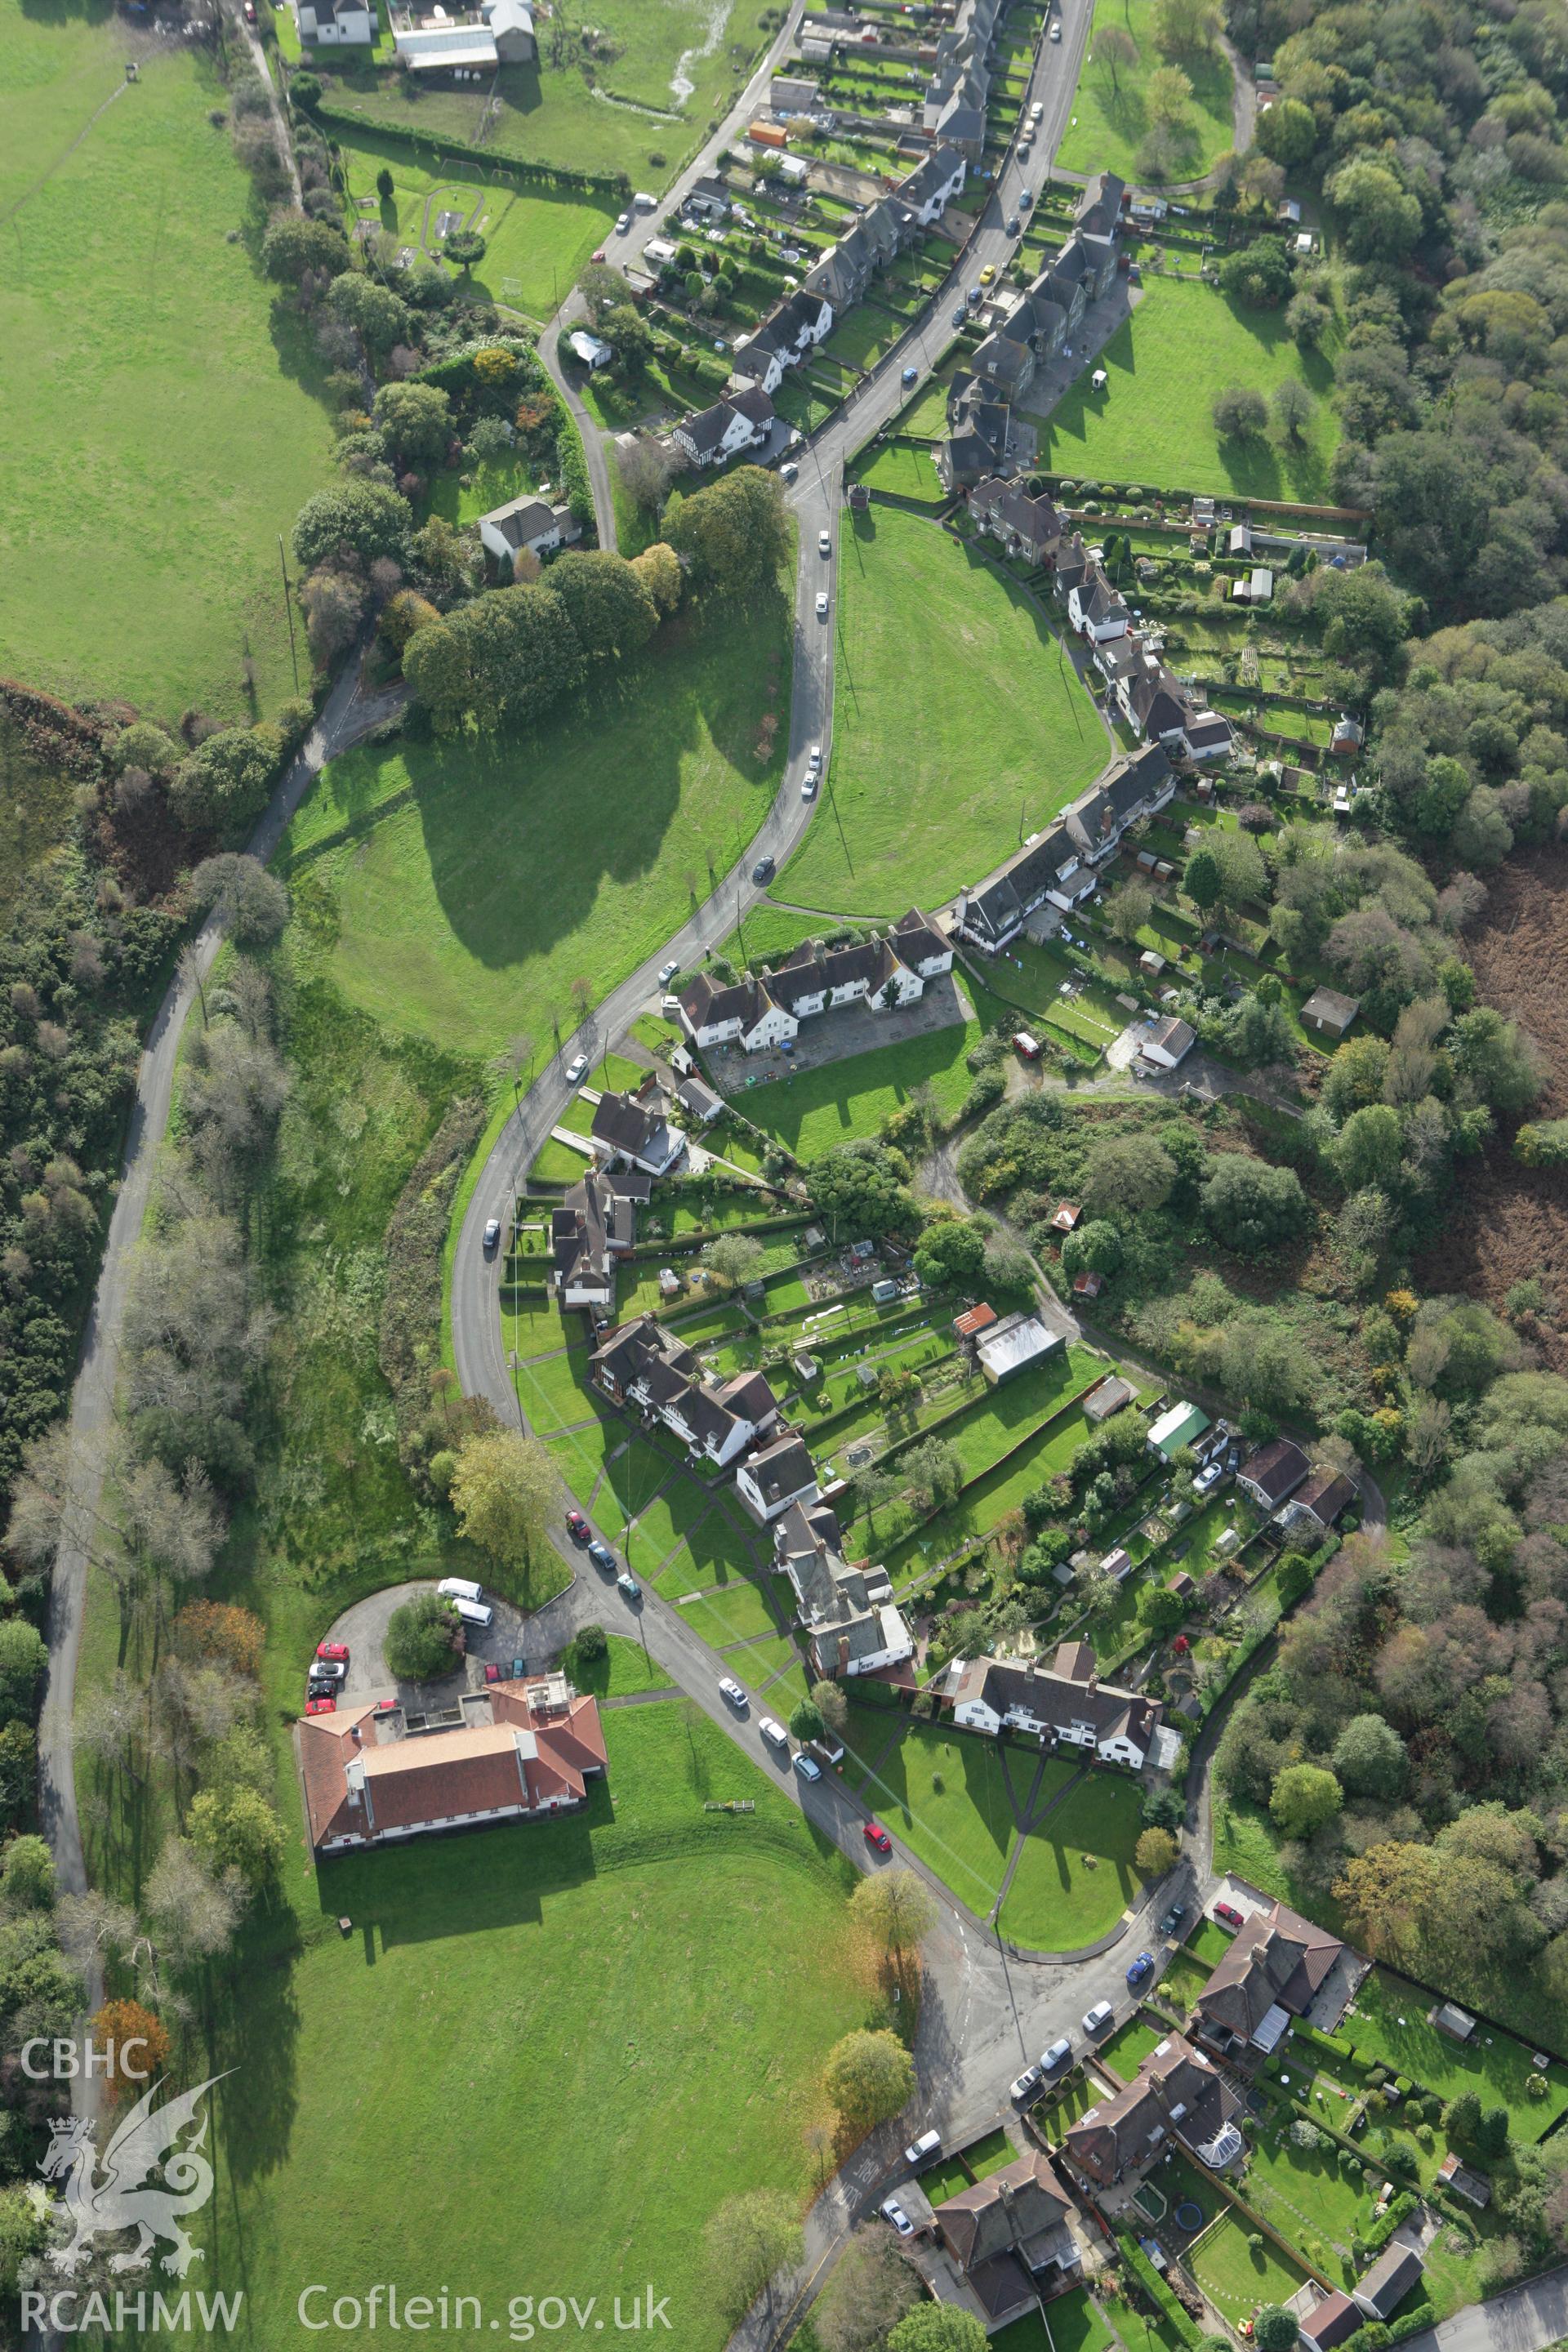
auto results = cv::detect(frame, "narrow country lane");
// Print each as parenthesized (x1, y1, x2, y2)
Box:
(36, 662, 406, 2050)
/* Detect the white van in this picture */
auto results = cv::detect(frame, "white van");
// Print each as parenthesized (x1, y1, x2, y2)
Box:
(452, 1596, 494, 1631)
(438, 1576, 485, 1604)
(633, 190, 657, 212)
(759, 1717, 789, 1753)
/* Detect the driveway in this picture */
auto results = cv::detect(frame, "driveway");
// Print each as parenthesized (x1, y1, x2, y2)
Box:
(318, 1579, 546, 1703)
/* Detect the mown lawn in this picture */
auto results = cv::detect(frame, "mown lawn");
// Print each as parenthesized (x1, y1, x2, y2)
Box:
(0, 5, 336, 719)
(997, 1767, 1146, 1951)
(1187, 2207, 1312, 2323)
(778, 506, 1107, 916)
(284, 579, 791, 1058)
(1343, 1967, 1568, 2139)
(724, 985, 993, 1160)
(301, 0, 768, 192)
(1098, 2012, 1169, 2082)
(1241, 2121, 1375, 2270)
(993, 2287, 1117, 2352)
(1058, 0, 1235, 182)
(1031, 277, 1341, 502)
(850, 1720, 1021, 1918)
(332, 127, 616, 319)
(194, 1705, 862, 2346)
(850, 439, 948, 503)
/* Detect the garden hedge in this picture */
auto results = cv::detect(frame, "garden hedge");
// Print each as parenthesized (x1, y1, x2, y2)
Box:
(1118, 2234, 1206, 2350)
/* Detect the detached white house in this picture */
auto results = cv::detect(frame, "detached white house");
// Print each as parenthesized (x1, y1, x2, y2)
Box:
(947, 1639, 1162, 1770)
(477, 494, 580, 570)
(295, 0, 372, 41)
(672, 386, 775, 468)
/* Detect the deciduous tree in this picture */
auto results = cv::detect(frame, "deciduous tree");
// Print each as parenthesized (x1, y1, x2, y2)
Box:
(823, 2028, 915, 2133)
(449, 1428, 558, 1597)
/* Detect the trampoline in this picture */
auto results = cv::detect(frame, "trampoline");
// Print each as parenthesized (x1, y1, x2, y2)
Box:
(1174, 2200, 1206, 2234)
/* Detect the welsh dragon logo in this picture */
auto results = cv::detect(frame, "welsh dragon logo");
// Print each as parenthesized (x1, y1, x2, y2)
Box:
(40, 2074, 229, 2278)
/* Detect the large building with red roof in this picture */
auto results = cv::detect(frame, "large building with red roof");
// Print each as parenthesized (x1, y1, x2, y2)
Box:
(297, 1673, 607, 1855)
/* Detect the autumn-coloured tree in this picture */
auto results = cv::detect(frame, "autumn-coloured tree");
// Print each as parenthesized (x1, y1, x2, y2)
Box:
(174, 1601, 265, 1681)
(91, 2000, 172, 2108)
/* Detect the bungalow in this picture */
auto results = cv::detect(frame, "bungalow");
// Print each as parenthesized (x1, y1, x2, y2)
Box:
(1065, 2031, 1243, 2188)
(477, 495, 581, 570)
(1352, 2247, 1424, 2325)
(672, 385, 775, 468)
(734, 1430, 821, 1525)
(673, 1072, 724, 1125)
(684, 172, 733, 219)
(299, 1672, 604, 1854)
(1192, 1897, 1347, 2053)
(948, 1637, 1162, 1768)
(550, 1168, 644, 1309)
(1236, 1437, 1310, 1512)
(930, 2151, 1082, 2330)
(591, 1316, 780, 1469)
(568, 329, 613, 370)
(1138, 1014, 1196, 1071)
(1279, 1466, 1356, 1537)
(589, 1085, 684, 1178)
(772, 1498, 914, 1674)
(677, 972, 798, 1054)
(295, 0, 373, 40)
(1300, 986, 1361, 1040)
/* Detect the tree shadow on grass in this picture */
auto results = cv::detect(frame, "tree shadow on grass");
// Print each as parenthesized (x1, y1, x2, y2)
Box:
(404, 581, 790, 977)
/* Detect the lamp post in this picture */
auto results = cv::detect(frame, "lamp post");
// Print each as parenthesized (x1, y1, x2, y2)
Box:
(995, 1915, 1028, 2063)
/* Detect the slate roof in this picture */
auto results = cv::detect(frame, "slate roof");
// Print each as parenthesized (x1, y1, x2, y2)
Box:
(1194, 1898, 1345, 2038)
(1237, 1437, 1310, 1508)
(934, 2149, 1074, 2270)
(741, 1430, 817, 1508)
(949, 1649, 1161, 1752)
(679, 972, 776, 1035)
(1065, 2031, 1240, 2186)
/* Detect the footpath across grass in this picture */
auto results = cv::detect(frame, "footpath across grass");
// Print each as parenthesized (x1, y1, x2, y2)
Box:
(284, 580, 791, 1058)
(997, 1767, 1145, 1950)
(1058, 0, 1235, 183)
(1031, 276, 1340, 503)
(0, 6, 336, 719)
(779, 506, 1107, 916)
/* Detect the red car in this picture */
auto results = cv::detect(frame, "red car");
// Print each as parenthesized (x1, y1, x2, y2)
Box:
(590, 247, 607, 263)
(565, 1510, 591, 1545)
(1214, 1900, 1245, 1930)
(316, 1640, 350, 1662)
(863, 1821, 892, 1854)
(305, 1695, 336, 1716)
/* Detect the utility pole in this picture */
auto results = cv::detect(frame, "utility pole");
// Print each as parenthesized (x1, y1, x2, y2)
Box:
(278, 536, 299, 693)
(995, 1917, 1028, 2062)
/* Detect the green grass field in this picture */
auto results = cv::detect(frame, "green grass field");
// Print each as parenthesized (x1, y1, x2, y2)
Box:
(1343, 1968, 1568, 2139)
(332, 126, 616, 319)
(997, 1767, 1145, 1950)
(778, 506, 1107, 916)
(722, 991, 985, 1160)
(285, 580, 791, 1058)
(850, 1720, 1021, 1918)
(1031, 277, 1340, 502)
(993, 2287, 1117, 2352)
(1058, 0, 1236, 182)
(1098, 2012, 1169, 2082)
(1187, 2207, 1312, 2323)
(192, 1704, 862, 2347)
(306, 0, 770, 194)
(0, 5, 336, 719)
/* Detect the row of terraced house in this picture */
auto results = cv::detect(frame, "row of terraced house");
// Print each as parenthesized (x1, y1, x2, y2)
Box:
(938, 171, 1127, 492)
